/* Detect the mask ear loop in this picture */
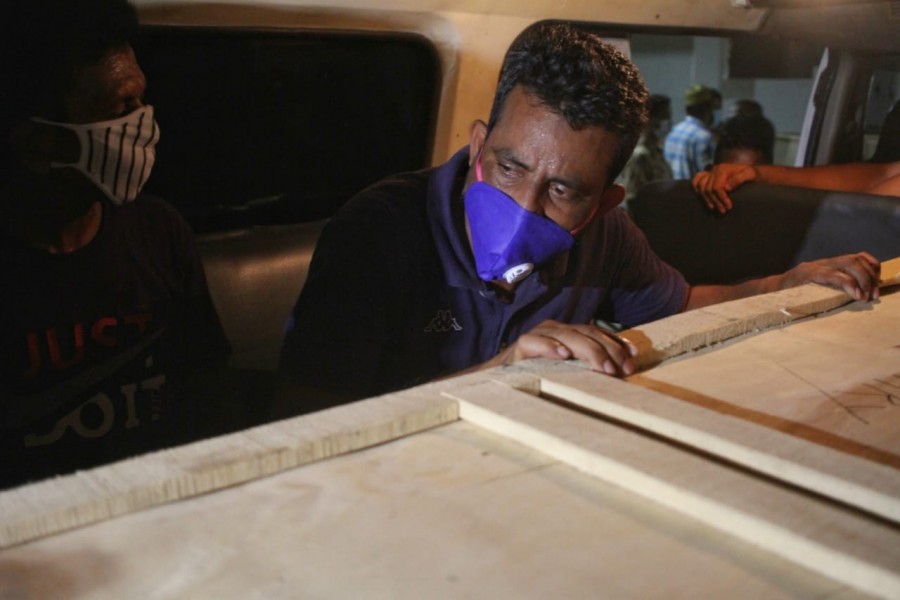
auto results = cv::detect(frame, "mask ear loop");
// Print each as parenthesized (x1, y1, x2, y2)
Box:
(569, 201, 603, 236)
(474, 149, 485, 182)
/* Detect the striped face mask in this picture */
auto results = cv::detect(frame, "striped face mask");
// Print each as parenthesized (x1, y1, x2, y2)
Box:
(32, 105, 159, 205)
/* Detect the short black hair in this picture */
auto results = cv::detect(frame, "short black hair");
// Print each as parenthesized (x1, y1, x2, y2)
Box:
(1, 0, 139, 177)
(714, 114, 776, 164)
(488, 22, 649, 181)
(733, 99, 764, 118)
(2, 0, 139, 117)
(648, 94, 671, 122)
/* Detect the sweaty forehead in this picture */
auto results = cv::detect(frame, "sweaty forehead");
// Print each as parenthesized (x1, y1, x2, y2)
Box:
(64, 45, 146, 123)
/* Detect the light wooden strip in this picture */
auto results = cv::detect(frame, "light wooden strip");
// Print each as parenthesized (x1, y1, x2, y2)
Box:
(0, 392, 458, 549)
(880, 256, 900, 287)
(620, 255, 900, 371)
(445, 380, 900, 599)
(533, 367, 900, 523)
(620, 284, 851, 370)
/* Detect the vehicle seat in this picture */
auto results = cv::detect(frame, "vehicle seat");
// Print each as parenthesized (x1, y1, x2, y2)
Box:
(196, 220, 328, 371)
(628, 180, 900, 284)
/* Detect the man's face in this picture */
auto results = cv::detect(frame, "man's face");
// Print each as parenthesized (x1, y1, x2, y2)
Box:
(14, 45, 149, 217)
(64, 44, 147, 123)
(651, 106, 671, 132)
(467, 86, 623, 233)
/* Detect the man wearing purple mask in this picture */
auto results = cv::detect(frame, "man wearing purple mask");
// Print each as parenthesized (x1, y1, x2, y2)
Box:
(0, 0, 230, 489)
(278, 22, 880, 412)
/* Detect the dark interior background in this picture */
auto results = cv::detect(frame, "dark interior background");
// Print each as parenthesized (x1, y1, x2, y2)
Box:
(135, 26, 441, 233)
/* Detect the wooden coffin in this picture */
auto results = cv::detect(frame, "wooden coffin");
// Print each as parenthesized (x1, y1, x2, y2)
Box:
(1, 262, 899, 599)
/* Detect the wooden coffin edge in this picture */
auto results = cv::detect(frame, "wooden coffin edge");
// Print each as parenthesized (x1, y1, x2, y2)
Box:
(1, 258, 897, 598)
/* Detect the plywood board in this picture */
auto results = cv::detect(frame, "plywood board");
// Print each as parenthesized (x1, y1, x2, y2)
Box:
(0, 390, 458, 549)
(2, 268, 898, 598)
(633, 289, 900, 468)
(444, 380, 900, 598)
(0, 422, 874, 600)
(521, 366, 900, 524)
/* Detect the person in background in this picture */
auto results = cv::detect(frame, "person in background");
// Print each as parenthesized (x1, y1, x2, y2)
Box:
(713, 113, 776, 166)
(693, 160, 900, 213)
(870, 98, 900, 164)
(664, 84, 721, 178)
(617, 94, 673, 208)
(730, 99, 765, 119)
(277, 23, 879, 414)
(0, 0, 231, 489)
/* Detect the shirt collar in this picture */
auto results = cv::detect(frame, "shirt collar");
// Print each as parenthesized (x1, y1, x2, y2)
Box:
(685, 115, 706, 128)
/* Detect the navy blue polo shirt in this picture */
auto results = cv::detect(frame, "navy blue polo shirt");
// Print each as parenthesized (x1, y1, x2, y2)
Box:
(279, 148, 687, 403)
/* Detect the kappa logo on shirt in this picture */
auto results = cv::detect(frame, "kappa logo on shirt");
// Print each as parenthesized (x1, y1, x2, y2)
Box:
(424, 309, 463, 333)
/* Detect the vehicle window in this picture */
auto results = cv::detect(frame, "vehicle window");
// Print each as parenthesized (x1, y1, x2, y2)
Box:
(135, 27, 441, 233)
(626, 31, 823, 166)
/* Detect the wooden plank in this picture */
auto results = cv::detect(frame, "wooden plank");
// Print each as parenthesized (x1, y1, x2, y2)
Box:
(526, 366, 900, 524)
(621, 255, 900, 371)
(0, 391, 459, 549)
(444, 379, 900, 599)
(880, 256, 900, 288)
(621, 283, 851, 370)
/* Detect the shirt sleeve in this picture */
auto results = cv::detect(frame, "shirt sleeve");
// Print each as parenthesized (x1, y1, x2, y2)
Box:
(607, 216, 688, 328)
(278, 194, 399, 402)
(692, 132, 715, 174)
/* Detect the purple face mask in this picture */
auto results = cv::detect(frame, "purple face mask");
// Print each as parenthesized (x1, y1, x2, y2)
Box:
(464, 154, 574, 284)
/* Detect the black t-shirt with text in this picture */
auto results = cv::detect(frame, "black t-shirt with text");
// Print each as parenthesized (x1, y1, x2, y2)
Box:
(0, 195, 230, 489)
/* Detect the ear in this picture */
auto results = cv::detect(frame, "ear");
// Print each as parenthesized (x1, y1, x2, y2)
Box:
(467, 120, 488, 168)
(597, 183, 626, 215)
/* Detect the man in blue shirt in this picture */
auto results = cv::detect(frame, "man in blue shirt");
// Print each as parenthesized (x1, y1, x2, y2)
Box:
(665, 84, 721, 178)
(278, 23, 880, 412)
